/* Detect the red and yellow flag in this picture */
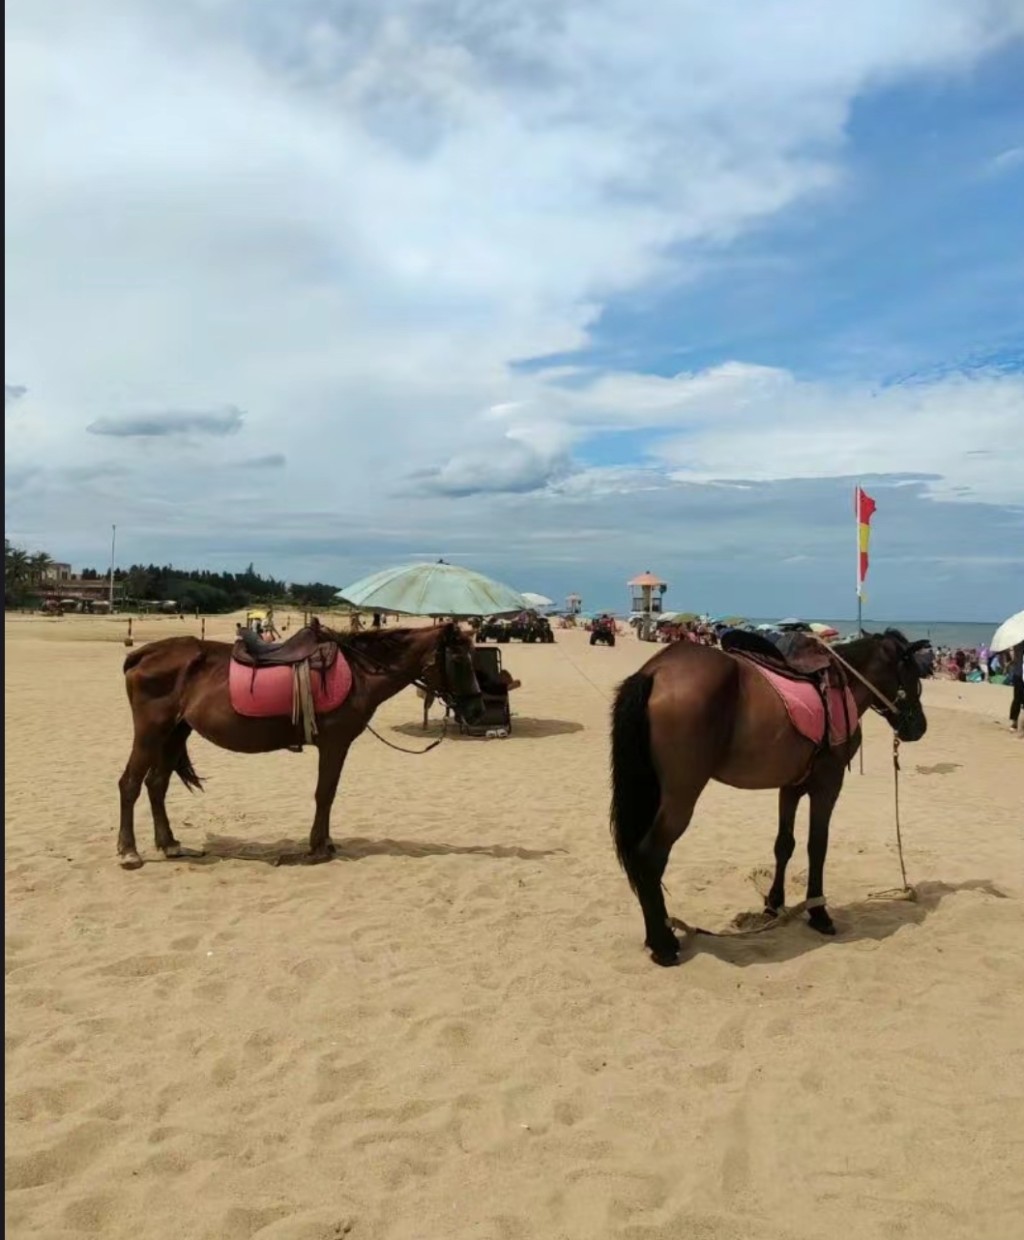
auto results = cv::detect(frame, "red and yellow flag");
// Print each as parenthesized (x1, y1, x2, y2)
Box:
(856, 486, 876, 595)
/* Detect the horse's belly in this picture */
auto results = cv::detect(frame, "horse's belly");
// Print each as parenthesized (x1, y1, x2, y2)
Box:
(715, 723, 813, 789)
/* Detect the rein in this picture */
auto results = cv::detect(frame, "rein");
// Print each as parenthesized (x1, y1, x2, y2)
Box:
(334, 628, 455, 756)
(811, 637, 900, 715)
(365, 716, 449, 756)
(813, 636, 915, 901)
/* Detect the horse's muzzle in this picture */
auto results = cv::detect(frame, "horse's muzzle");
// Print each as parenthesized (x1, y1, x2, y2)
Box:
(459, 695, 485, 725)
(897, 710, 928, 743)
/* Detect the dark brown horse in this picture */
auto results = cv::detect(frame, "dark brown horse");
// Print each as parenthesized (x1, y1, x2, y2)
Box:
(118, 622, 483, 869)
(610, 630, 929, 966)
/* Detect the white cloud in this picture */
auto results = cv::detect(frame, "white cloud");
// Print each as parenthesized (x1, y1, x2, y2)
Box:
(5, 0, 1024, 571)
(985, 145, 1024, 176)
(503, 362, 1023, 505)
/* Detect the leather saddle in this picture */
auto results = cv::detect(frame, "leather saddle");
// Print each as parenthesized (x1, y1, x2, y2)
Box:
(721, 629, 834, 684)
(232, 622, 338, 671)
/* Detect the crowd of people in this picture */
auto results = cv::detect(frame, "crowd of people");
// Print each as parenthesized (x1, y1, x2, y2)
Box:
(931, 641, 1023, 735)
(931, 644, 1017, 683)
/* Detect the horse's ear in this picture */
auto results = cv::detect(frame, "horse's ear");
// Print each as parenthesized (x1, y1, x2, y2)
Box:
(909, 639, 931, 653)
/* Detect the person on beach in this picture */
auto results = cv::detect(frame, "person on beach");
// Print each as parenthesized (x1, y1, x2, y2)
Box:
(1009, 642, 1023, 734)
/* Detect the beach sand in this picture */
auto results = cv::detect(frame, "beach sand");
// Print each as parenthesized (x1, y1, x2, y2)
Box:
(5, 613, 1023, 1240)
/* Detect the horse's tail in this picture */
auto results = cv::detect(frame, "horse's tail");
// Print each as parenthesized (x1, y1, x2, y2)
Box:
(174, 730, 204, 794)
(610, 671, 659, 893)
(122, 643, 205, 794)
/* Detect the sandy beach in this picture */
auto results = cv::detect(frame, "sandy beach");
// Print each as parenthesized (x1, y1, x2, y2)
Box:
(5, 612, 1023, 1240)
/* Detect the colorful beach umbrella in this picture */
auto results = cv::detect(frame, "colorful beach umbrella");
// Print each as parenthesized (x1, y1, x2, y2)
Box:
(336, 562, 528, 618)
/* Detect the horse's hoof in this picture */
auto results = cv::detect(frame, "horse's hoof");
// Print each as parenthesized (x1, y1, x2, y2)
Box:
(649, 947, 681, 968)
(161, 843, 205, 860)
(764, 901, 783, 920)
(646, 937, 680, 967)
(119, 851, 143, 871)
(807, 910, 837, 936)
(302, 849, 334, 865)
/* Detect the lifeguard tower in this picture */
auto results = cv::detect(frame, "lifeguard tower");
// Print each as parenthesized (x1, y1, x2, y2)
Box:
(628, 571, 667, 641)
(565, 593, 582, 616)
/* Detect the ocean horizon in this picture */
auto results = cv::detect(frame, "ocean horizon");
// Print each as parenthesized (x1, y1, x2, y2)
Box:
(588, 613, 1001, 649)
(777, 620, 1000, 649)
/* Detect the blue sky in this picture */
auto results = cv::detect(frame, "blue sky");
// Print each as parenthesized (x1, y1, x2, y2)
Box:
(521, 42, 1024, 384)
(5, 1, 1023, 620)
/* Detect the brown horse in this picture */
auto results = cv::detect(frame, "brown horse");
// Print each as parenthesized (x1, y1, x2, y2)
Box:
(610, 630, 929, 966)
(118, 622, 483, 869)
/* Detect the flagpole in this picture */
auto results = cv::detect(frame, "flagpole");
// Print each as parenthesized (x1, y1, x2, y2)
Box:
(855, 486, 864, 774)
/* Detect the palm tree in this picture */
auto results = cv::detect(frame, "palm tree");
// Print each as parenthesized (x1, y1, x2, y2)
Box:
(28, 551, 54, 587)
(5, 541, 30, 589)
(5, 540, 32, 606)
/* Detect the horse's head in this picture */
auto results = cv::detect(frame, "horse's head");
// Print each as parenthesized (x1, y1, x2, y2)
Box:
(864, 630, 930, 742)
(422, 623, 484, 725)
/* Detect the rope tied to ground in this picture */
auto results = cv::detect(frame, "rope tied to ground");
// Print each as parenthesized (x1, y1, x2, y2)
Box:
(867, 733, 916, 903)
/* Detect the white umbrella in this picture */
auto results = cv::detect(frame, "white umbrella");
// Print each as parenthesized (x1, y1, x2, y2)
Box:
(520, 592, 554, 608)
(990, 609, 1024, 653)
(336, 562, 528, 618)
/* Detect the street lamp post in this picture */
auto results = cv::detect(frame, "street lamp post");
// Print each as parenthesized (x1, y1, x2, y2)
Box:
(108, 524, 117, 611)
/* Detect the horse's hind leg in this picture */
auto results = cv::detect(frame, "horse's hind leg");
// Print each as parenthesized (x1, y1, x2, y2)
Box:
(145, 723, 191, 857)
(118, 736, 162, 869)
(635, 782, 705, 966)
(766, 785, 804, 915)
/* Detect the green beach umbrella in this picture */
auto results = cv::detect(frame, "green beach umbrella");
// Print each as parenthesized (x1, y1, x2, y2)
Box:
(336, 561, 528, 619)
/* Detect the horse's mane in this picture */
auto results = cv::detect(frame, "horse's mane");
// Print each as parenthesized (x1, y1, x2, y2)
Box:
(837, 627, 912, 657)
(320, 623, 441, 659)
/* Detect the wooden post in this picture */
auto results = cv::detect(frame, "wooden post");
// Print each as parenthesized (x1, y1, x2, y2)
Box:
(124, 617, 134, 647)
(201, 617, 206, 641)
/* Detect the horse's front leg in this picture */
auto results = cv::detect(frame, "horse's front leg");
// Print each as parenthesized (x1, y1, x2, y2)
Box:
(805, 776, 842, 935)
(306, 738, 351, 862)
(766, 785, 803, 915)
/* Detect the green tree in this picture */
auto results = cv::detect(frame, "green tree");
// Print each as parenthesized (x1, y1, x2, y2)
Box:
(289, 582, 342, 608)
(5, 540, 30, 591)
(28, 551, 54, 587)
(5, 539, 50, 606)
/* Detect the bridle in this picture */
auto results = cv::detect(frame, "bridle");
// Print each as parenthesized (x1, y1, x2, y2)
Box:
(819, 641, 899, 716)
(337, 625, 469, 756)
(815, 635, 921, 728)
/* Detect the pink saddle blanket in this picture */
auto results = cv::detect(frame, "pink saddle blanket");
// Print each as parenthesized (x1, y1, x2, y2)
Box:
(228, 653, 352, 720)
(754, 664, 858, 748)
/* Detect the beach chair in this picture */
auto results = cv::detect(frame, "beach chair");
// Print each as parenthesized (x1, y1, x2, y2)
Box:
(457, 646, 514, 736)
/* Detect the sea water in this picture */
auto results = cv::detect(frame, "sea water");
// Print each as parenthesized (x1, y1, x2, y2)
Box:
(801, 620, 1000, 649)
(592, 614, 1000, 649)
